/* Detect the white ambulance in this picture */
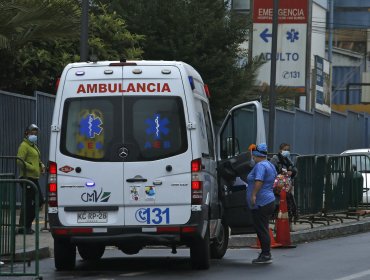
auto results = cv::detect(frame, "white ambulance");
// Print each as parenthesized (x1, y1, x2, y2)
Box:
(48, 60, 266, 270)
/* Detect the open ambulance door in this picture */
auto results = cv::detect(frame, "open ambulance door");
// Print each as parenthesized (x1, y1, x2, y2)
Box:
(216, 101, 266, 235)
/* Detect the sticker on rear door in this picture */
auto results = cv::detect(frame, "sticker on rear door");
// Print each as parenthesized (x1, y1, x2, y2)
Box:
(145, 186, 156, 200)
(135, 207, 170, 224)
(130, 186, 140, 201)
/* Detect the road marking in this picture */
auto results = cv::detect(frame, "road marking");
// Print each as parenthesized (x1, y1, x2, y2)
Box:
(334, 269, 370, 280)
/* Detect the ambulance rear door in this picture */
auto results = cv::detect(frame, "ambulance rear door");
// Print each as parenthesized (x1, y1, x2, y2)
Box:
(120, 65, 193, 227)
(56, 64, 125, 227)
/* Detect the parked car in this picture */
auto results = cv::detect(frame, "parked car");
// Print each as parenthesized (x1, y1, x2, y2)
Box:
(341, 149, 370, 204)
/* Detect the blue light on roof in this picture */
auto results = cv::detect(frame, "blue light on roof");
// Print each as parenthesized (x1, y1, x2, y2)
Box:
(188, 76, 195, 90)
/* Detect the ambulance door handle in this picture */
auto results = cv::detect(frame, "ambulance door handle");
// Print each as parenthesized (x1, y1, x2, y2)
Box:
(126, 176, 147, 183)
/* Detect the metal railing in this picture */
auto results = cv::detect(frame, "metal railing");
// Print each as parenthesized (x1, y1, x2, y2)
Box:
(0, 156, 41, 279)
(293, 154, 370, 227)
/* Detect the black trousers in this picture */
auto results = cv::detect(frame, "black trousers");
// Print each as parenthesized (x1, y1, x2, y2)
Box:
(251, 201, 275, 255)
(19, 177, 44, 229)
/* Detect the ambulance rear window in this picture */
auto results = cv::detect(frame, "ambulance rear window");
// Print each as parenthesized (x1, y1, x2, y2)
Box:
(61, 96, 188, 162)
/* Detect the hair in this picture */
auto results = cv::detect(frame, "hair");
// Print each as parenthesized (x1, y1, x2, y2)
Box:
(279, 143, 290, 150)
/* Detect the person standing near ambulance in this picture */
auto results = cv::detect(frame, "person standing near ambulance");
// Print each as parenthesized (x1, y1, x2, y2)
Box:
(247, 143, 277, 264)
(17, 124, 45, 234)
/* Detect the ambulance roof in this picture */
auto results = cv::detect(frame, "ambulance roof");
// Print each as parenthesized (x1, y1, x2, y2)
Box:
(64, 60, 203, 83)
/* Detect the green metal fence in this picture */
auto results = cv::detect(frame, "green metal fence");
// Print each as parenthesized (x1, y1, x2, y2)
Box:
(0, 156, 41, 279)
(0, 174, 17, 258)
(0, 178, 41, 278)
(294, 155, 324, 216)
(294, 154, 370, 225)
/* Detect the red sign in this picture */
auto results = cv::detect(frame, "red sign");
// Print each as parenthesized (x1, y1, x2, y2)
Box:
(59, 165, 74, 173)
(253, 0, 308, 24)
(76, 83, 171, 94)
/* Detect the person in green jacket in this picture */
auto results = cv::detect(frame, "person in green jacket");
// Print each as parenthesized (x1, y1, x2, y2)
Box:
(17, 124, 46, 234)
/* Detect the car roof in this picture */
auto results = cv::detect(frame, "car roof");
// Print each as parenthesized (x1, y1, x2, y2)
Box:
(341, 148, 370, 154)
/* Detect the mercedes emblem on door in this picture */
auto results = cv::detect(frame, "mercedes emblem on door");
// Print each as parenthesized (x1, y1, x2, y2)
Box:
(118, 146, 129, 159)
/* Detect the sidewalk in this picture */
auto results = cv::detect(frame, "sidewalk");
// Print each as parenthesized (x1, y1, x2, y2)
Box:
(11, 212, 370, 261)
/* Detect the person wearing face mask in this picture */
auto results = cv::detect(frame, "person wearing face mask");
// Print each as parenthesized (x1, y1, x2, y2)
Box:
(247, 143, 277, 264)
(17, 124, 46, 234)
(270, 143, 298, 230)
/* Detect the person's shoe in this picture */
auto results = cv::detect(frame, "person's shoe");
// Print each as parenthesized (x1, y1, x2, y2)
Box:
(252, 253, 272, 264)
(18, 228, 35, 235)
(25, 228, 35, 235)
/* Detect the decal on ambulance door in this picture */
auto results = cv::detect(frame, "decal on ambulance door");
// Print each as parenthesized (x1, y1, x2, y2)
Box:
(144, 113, 171, 150)
(76, 109, 104, 159)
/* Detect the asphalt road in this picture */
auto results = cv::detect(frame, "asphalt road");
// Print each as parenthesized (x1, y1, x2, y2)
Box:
(4, 232, 370, 280)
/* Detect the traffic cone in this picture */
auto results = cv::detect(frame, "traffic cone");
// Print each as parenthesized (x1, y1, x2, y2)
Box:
(251, 227, 281, 248)
(275, 189, 296, 248)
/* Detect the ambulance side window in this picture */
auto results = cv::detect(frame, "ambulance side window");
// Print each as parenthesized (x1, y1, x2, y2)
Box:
(201, 101, 215, 159)
(220, 104, 258, 160)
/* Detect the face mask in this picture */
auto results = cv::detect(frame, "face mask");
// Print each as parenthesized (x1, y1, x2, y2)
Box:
(28, 135, 37, 143)
(281, 150, 290, 158)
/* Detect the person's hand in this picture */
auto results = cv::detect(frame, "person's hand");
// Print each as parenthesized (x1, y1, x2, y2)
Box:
(41, 163, 46, 174)
(251, 194, 256, 207)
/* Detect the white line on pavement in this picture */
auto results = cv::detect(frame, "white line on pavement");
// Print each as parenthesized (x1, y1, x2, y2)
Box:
(334, 269, 370, 280)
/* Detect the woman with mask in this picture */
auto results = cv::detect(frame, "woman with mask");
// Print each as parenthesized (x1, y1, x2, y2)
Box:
(270, 143, 298, 230)
(17, 124, 46, 234)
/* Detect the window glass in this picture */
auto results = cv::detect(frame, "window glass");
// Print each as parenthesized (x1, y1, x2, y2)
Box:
(233, 105, 257, 153)
(61, 96, 188, 162)
(126, 96, 188, 161)
(220, 104, 257, 159)
(202, 101, 215, 158)
(61, 97, 121, 161)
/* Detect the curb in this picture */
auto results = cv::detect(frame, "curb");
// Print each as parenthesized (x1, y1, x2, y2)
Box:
(13, 247, 50, 261)
(229, 218, 370, 248)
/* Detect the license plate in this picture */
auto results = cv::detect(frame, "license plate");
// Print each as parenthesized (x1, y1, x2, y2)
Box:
(77, 211, 108, 223)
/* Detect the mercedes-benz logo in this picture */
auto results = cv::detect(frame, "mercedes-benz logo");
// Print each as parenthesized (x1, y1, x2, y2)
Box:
(118, 147, 129, 159)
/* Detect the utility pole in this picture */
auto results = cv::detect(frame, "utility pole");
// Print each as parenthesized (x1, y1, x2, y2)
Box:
(328, 0, 334, 63)
(268, 0, 279, 152)
(80, 0, 89, 62)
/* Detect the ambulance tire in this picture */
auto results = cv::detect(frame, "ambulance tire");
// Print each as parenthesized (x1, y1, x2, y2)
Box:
(54, 238, 76, 271)
(190, 226, 210, 270)
(77, 244, 105, 261)
(210, 221, 229, 259)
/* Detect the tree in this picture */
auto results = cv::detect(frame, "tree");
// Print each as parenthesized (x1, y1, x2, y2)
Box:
(0, 1, 144, 95)
(0, 0, 81, 51)
(109, 0, 262, 121)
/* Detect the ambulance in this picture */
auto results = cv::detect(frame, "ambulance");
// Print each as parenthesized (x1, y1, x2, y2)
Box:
(48, 60, 266, 270)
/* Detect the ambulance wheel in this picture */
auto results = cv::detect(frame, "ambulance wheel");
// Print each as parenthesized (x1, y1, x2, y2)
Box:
(54, 238, 76, 271)
(210, 221, 229, 259)
(78, 244, 105, 261)
(190, 226, 210, 270)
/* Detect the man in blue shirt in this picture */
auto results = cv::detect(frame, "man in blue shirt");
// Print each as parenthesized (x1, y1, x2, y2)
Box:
(247, 143, 277, 264)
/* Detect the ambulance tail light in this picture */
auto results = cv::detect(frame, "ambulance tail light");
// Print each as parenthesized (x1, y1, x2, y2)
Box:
(191, 158, 202, 172)
(48, 161, 58, 207)
(191, 158, 203, 205)
(204, 84, 211, 98)
(55, 77, 60, 94)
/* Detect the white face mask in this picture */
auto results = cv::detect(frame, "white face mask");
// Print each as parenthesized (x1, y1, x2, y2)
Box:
(281, 150, 290, 158)
(28, 135, 37, 143)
